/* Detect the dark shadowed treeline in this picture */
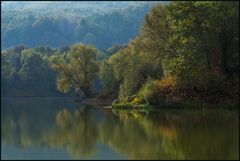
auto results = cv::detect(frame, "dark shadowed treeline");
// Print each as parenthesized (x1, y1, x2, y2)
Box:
(100, 1, 239, 106)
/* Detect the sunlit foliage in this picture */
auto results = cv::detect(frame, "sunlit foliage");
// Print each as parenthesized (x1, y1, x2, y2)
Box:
(50, 44, 99, 97)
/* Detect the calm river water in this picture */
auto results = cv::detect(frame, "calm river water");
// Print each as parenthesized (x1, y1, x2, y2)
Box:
(1, 98, 239, 160)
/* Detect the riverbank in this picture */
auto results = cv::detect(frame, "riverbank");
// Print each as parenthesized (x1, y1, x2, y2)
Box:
(112, 100, 239, 110)
(75, 97, 239, 110)
(76, 98, 115, 106)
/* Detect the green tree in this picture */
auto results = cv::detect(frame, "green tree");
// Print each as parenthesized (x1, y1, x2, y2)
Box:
(50, 44, 99, 97)
(99, 60, 119, 97)
(105, 1, 239, 104)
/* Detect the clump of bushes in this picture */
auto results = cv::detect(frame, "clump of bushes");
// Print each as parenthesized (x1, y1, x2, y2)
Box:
(136, 74, 239, 106)
(112, 95, 150, 109)
(137, 77, 180, 105)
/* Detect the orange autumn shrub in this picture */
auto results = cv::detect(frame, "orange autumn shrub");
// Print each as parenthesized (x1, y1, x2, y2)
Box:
(155, 76, 181, 102)
(137, 77, 182, 105)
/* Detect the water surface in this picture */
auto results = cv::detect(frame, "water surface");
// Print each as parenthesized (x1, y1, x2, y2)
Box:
(1, 98, 239, 160)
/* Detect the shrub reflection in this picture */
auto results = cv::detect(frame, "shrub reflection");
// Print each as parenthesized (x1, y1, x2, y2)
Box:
(1, 103, 239, 159)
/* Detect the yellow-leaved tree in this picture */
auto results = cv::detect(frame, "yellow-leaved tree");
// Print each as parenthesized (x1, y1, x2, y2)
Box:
(50, 44, 99, 97)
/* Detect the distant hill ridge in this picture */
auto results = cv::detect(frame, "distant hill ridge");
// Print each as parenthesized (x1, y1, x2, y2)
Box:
(1, 1, 166, 50)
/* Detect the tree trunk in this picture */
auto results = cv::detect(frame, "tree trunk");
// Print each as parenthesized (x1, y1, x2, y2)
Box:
(220, 28, 230, 78)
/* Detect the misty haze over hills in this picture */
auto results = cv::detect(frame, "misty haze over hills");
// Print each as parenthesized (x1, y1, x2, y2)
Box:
(2, 1, 157, 11)
(1, 1, 164, 50)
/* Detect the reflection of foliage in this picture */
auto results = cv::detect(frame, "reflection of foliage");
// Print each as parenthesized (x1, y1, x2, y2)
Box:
(99, 110, 239, 160)
(1, 99, 58, 148)
(49, 107, 98, 159)
(172, 111, 239, 160)
(99, 111, 177, 159)
(1, 100, 239, 160)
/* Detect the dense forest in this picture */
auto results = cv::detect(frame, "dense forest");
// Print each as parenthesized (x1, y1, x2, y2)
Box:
(2, 1, 159, 49)
(1, 1, 239, 107)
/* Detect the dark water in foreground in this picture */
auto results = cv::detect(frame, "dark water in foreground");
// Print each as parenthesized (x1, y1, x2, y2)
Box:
(1, 98, 239, 160)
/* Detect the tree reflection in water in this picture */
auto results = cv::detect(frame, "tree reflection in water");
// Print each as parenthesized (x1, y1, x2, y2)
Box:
(49, 106, 98, 159)
(1, 102, 239, 159)
(106, 110, 239, 159)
